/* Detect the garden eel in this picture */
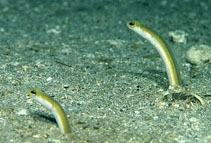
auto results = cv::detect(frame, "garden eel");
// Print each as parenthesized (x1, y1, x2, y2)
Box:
(127, 20, 181, 86)
(28, 88, 71, 134)
(127, 20, 205, 105)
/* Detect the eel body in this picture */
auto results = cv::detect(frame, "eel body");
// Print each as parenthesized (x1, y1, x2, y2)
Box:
(127, 20, 181, 86)
(28, 88, 71, 134)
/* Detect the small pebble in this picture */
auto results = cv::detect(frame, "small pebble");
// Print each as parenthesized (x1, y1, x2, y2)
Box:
(61, 48, 71, 55)
(46, 77, 53, 81)
(186, 44, 211, 65)
(189, 117, 198, 122)
(63, 84, 70, 89)
(107, 39, 125, 48)
(46, 26, 61, 34)
(33, 134, 49, 138)
(169, 30, 188, 44)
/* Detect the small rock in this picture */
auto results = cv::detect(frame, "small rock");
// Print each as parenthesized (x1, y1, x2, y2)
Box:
(46, 26, 61, 34)
(107, 39, 125, 48)
(46, 77, 53, 81)
(189, 117, 198, 122)
(61, 48, 71, 55)
(186, 44, 211, 65)
(169, 30, 188, 44)
(63, 84, 70, 89)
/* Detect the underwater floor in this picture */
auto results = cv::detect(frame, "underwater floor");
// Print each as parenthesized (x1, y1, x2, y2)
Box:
(0, 0, 210, 142)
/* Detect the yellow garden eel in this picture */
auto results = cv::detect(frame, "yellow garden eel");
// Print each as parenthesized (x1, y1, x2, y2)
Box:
(127, 20, 205, 105)
(127, 20, 181, 87)
(28, 88, 71, 134)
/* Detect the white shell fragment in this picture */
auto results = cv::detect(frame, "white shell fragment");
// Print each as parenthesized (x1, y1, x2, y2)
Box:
(16, 109, 29, 116)
(186, 44, 211, 65)
(168, 30, 188, 44)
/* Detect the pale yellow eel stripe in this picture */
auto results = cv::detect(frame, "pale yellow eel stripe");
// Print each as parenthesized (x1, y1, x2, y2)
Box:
(127, 20, 181, 87)
(28, 88, 71, 134)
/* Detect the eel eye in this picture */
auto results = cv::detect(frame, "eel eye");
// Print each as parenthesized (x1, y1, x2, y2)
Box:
(129, 21, 135, 26)
(31, 90, 37, 95)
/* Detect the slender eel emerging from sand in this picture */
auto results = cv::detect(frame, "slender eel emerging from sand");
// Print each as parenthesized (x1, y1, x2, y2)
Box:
(28, 88, 71, 134)
(127, 20, 181, 87)
(127, 20, 205, 105)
